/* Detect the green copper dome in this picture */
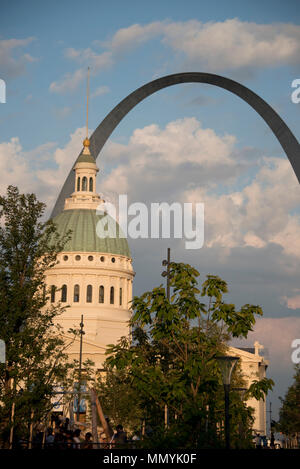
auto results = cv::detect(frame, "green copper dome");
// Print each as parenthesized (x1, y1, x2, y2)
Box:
(51, 209, 131, 257)
(75, 151, 96, 165)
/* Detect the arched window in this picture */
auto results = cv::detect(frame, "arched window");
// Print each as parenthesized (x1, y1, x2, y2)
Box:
(61, 284, 67, 303)
(50, 285, 56, 303)
(119, 287, 122, 306)
(99, 285, 104, 304)
(89, 177, 93, 192)
(77, 177, 80, 191)
(110, 286, 114, 305)
(82, 176, 87, 191)
(74, 284, 80, 302)
(87, 285, 92, 303)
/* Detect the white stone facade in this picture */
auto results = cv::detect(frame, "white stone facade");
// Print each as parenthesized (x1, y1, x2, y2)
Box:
(45, 250, 134, 370)
(45, 140, 134, 370)
(229, 342, 269, 434)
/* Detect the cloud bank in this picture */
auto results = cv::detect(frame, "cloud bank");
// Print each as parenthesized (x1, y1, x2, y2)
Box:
(50, 18, 300, 93)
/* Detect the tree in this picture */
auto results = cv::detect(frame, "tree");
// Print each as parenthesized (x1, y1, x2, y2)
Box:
(105, 262, 273, 448)
(0, 186, 75, 445)
(95, 368, 144, 432)
(278, 365, 300, 448)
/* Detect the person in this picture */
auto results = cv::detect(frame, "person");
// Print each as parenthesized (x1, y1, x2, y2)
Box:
(131, 430, 140, 449)
(81, 432, 93, 449)
(54, 426, 66, 449)
(270, 432, 275, 449)
(111, 424, 127, 447)
(65, 430, 74, 449)
(99, 432, 109, 449)
(73, 428, 81, 449)
(45, 428, 55, 448)
(255, 433, 261, 449)
(132, 431, 140, 441)
(63, 417, 70, 432)
(32, 429, 44, 449)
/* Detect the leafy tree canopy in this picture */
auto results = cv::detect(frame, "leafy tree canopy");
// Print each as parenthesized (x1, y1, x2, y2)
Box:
(103, 262, 273, 448)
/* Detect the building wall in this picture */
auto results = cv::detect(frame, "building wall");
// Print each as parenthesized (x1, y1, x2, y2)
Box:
(45, 250, 134, 370)
(229, 343, 269, 434)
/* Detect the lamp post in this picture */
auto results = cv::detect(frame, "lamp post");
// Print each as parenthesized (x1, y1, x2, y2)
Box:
(76, 315, 85, 423)
(216, 356, 239, 449)
(162, 248, 171, 429)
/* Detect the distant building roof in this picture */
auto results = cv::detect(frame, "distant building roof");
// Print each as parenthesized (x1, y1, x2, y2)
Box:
(236, 347, 255, 354)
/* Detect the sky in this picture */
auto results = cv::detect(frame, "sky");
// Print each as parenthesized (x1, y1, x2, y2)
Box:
(1, 0, 300, 422)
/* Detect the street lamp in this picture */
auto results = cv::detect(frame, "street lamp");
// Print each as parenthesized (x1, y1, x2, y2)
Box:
(216, 355, 239, 449)
(161, 247, 171, 429)
(76, 315, 85, 423)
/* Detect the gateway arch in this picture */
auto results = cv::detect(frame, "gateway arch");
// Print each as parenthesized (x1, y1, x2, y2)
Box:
(51, 72, 300, 218)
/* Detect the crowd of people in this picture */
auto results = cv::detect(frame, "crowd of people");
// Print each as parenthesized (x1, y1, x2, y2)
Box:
(37, 417, 139, 449)
(254, 432, 280, 449)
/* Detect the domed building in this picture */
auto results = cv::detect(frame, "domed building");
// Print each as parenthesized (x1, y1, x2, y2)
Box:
(46, 138, 269, 436)
(45, 137, 134, 371)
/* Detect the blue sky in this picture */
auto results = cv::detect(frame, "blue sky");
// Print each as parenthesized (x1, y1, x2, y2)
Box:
(1, 0, 300, 419)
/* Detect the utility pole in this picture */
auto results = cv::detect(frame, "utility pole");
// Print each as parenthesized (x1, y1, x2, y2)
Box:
(267, 401, 272, 437)
(162, 247, 171, 429)
(76, 315, 85, 423)
(162, 247, 171, 300)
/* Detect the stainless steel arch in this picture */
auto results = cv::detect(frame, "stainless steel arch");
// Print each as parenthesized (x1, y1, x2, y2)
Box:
(51, 72, 300, 218)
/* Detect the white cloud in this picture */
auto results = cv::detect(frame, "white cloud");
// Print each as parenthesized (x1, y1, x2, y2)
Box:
(1, 119, 300, 332)
(231, 316, 300, 372)
(281, 294, 300, 310)
(0, 128, 86, 214)
(2, 118, 298, 262)
(49, 50, 113, 94)
(91, 85, 110, 98)
(99, 117, 238, 201)
(1, 117, 299, 264)
(183, 155, 300, 258)
(98, 118, 300, 260)
(106, 18, 300, 71)
(162, 19, 300, 71)
(106, 21, 166, 53)
(36, 127, 86, 193)
(49, 68, 86, 94)
(231, 316, 300, 415)
(64, 48, 113, 70)
(0, 37, 36, 79)
(51, 19, 300, 93)
(129, 118, 236, 166)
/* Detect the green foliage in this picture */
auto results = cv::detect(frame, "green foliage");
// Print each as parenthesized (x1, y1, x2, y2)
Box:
(247, 378, 274, 401)
(104, 262, 269, 448)
(278, 365, 300, 438)
(94, 369, 144, 432)
(0, 186, 76, 443)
